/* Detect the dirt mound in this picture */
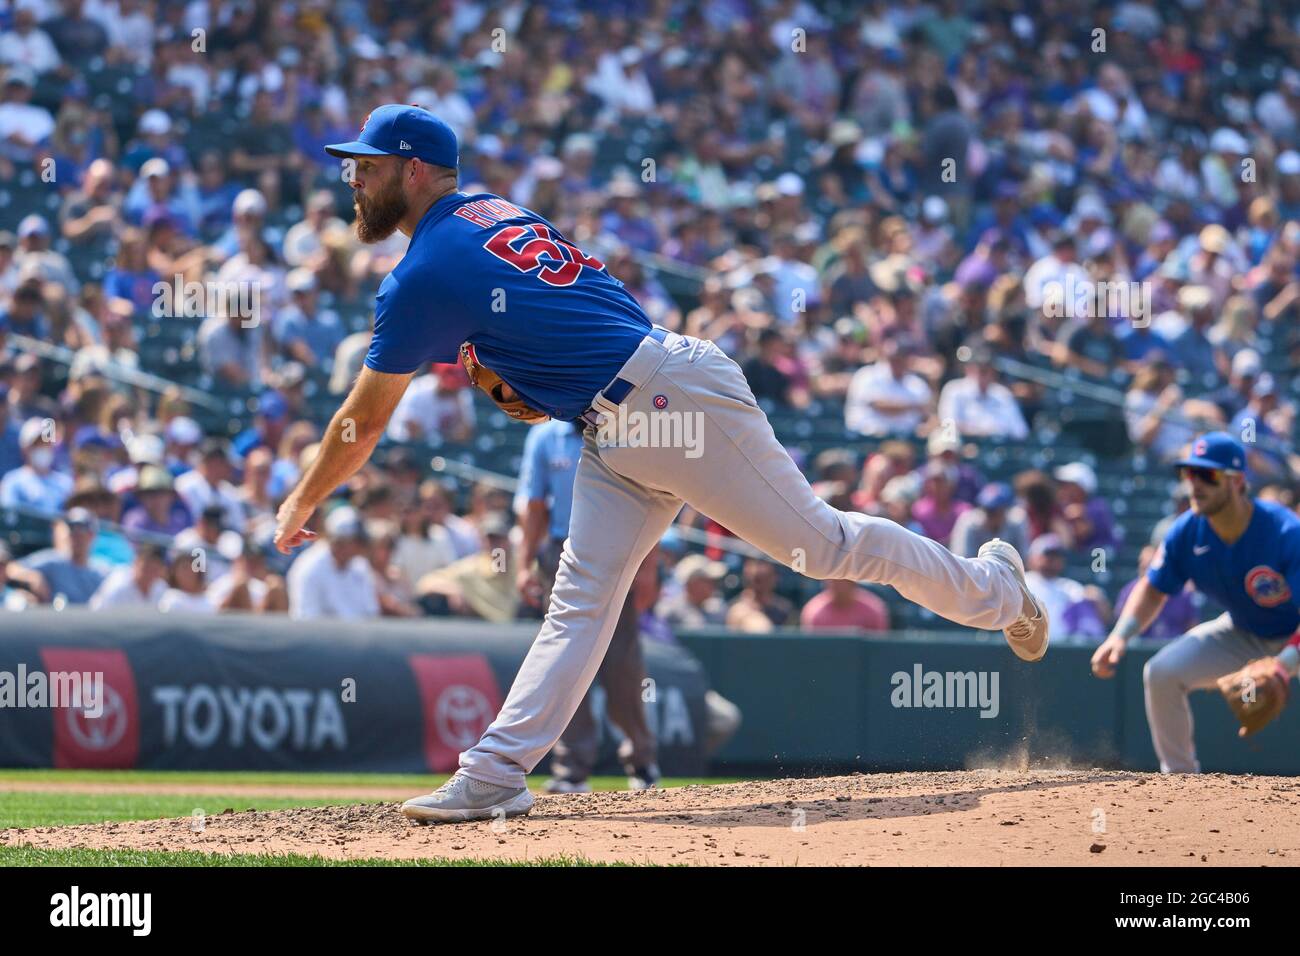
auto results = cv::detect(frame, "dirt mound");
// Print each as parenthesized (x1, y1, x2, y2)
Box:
(5, 770, 1299, 865)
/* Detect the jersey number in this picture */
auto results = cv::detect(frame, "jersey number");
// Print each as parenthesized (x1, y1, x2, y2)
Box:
(483, 224, 606, 287)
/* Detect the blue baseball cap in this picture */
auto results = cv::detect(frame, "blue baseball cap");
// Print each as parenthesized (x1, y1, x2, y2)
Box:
(324, 104, 459, 168)
(976, 481, 1015, 511)
(1175, 431, 1246, 472)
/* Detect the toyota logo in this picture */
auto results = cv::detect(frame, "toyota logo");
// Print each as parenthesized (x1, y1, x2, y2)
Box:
(434, 685, 493, 750)
(66, 685, 127, 752)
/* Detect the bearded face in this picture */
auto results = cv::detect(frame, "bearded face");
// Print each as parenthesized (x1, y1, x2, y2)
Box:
(354, 160, 410, 243)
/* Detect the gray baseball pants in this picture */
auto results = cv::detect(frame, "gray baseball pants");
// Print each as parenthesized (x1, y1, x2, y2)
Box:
(537, 537, 656, 781)
(460, 330, 1025, 788)
(1142, 612, 1291, 773)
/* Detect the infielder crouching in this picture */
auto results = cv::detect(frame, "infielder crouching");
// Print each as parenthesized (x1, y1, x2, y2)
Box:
(1092, 432, 1300, 772)
(273, 105, 1049, 824)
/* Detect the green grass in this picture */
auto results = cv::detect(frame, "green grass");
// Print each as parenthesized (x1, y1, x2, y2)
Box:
(0, 768, 734, 790)
(0, 769, 745, 830)
(0, 792, 387, 829)
(0, 846, 633, 867)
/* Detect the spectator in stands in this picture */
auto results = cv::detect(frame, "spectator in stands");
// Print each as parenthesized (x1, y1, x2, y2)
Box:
(1014, 469, 1071, 545)
(0, 7, 60, 75)
(15, 215, 78, 293)
(1209, 348, 1262, 422)
(175, 438, 246, 532)
(124, 158, 196, 235)
(415, 510, 517, 622)
(1124, 357, 1221, 462)
(364, 519, 420, 618)
(235, 445, 276, 540)
(173, 504, 238, 584)
(656, 553, 728, 630)
(60, 158, 121, 250)
(282, 190, 347, 268)
(102, 227, 161, 315)
(951, 482, 1028, 559)
(0, 67, 54, 164)
(1054, 309, 1123, 382)
(1230, 373, 1298, 480)
(921, 429, 983, 504)
(89, 541, 167, 611)
(198, 306, 266, 390)
(1169, 285, 1220, 384)
(286, 505, 378, 620)
(911, 460, 970, 547)
(7, 508, 103, 604)
(935, 344, 1029, 440)
(1054, 462, 1119, 554)
(386, 362, 474, 444)
(3, 280, 49, 341)
(1022, 534, 1110, 642)
(157, 549, 213, 614)
(208, 538, 286, 614)
(845, 337, 931, 436)
(876, 472, 925, 535)
(0, 417, 70, 512)
(742, 327, 808, 409)
(273, 268, 344, 369)
(5, 353, 56, 424)
(120, 464, 189, 536)
(392, 480, 458, 597)
(800, 579, 889, 632)
(726, 558, 795, 632)
(0, 540, 31, 609)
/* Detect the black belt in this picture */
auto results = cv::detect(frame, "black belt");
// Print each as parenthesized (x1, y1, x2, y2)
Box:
(580, 326, 669, 427)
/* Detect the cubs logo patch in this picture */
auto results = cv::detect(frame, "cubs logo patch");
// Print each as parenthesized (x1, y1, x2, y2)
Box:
(653, 394, 668, 409)
(1194, 438, 1208, 456)
(1245, 565, 1291, 608)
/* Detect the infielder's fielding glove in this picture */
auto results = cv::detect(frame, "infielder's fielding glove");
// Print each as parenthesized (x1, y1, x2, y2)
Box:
(1216, 657, 1290, 737)
(460, 343, 548, 423)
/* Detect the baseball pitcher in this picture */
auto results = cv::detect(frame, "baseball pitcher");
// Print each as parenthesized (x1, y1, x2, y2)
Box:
(1091, 432, 1300, 771)
(273, 105, 1049, 824)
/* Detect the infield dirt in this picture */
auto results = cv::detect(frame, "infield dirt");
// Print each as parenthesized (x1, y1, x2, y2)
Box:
(4, 769, 1298, 865)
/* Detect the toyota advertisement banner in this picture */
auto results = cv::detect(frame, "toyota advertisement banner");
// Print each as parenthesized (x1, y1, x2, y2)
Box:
(0, 611, 710, 776)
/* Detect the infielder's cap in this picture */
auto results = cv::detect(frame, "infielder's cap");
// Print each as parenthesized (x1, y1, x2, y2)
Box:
(325, 104, 459, 168)
(1175, 432, 1246, 472)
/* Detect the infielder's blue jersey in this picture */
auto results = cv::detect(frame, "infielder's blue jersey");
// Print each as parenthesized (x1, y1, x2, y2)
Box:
(1148, 499, 1300, 638)
(364, 191, 653, 420)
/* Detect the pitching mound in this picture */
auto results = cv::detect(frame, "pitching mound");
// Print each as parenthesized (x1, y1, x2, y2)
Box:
(4, 770, 1298, 865)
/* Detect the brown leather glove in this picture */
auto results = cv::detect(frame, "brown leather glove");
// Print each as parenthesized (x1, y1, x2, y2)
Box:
(459, 343, 548, 423)
(1216, 657, 1290, 738)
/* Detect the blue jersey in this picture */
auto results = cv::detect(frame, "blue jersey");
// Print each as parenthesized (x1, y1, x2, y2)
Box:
(515, 419, 584, 541)
(1148, 499, 1300, 639)
(364, 191, 653, 420)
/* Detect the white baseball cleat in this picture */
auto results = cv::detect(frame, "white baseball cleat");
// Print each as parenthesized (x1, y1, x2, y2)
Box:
(542, 777, 592, 794)
(978, 538, 1049, 662)
(401, 772, 535, 824)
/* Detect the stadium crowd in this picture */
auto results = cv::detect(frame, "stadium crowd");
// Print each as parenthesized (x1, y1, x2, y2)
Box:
(1, 0, 1299, 642)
